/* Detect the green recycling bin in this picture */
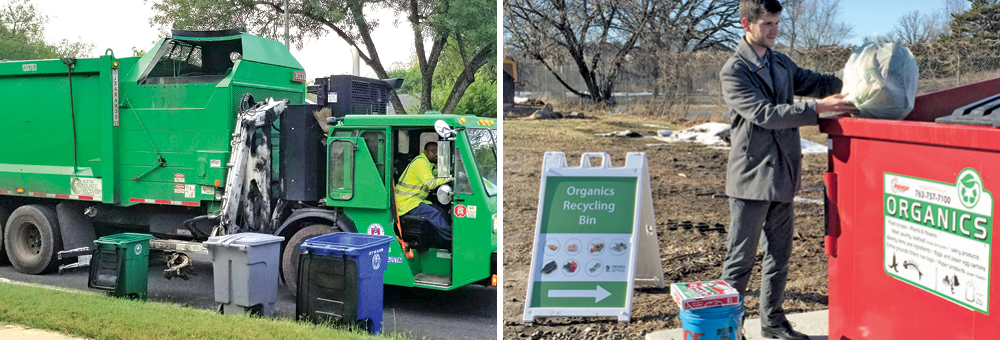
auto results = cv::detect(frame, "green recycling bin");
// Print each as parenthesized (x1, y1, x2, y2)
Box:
(88, 233, 154, 300)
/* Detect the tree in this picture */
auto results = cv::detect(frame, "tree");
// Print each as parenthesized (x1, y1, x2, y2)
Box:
(946, 0, 970, 15)
(778, 0, 805, 50)
(0, 0, 93, 60)
(644, 0, 740, 52)
(149, 0, 495, 114)
(504, 0, 657, 104)
(939, 0, 970, 36)
(425, 0, 497, 113)
(637, 0, 738, 100)
(947, 0, 1000, 40)
(886, 11, 943, 44)
(778, 0, 853, 50)
(389, 38, 498, 117)
(861, 33, 891, 45)
(432, 39, 497, 117)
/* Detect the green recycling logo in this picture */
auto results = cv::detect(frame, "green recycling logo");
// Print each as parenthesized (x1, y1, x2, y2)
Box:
(958, 168, 984, 209)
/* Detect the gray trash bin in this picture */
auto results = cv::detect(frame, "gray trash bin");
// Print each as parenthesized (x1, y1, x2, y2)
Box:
(204, 233, 285, 316)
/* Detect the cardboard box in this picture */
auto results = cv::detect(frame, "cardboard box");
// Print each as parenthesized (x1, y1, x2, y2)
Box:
(671, 280, 741, 311)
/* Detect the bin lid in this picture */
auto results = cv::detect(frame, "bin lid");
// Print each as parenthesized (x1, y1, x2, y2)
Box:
(934, 93, 1000, 127)
(96, 233, 154, 245)
(204, 233, 285, 250)
(301, 232, 394, 256)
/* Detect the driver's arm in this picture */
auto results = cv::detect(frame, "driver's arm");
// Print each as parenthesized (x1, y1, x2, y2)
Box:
(415, 159, 450, 191)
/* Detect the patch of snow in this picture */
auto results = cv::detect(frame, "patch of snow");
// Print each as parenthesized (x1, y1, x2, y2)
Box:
(794, 196, 824, 205)
(647, 122, 829, 155)
(801, 139, 827, 154)
(651, 122, 731, 146)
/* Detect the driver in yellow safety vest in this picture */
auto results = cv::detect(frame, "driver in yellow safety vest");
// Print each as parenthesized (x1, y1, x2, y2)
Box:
(395, 142, 453, 241)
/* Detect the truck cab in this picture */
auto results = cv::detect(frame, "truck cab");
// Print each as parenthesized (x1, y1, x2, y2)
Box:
(333, 115, 496, 289)
(266, 73, 498, 293)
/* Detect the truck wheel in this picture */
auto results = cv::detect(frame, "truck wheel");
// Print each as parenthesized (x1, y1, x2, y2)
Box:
(4, 205, 62, 274)
(282, 224, 337, 295)
(0, 206, 10, 265)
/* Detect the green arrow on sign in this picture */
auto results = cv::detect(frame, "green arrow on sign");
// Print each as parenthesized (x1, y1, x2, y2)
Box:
(547, 285, 612, 303)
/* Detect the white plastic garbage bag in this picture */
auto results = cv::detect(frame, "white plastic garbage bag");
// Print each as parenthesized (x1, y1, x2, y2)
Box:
(841, 42, 919, 120)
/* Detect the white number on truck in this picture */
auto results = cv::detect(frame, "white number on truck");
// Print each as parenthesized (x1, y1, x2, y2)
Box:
(22, 63, 37, 72)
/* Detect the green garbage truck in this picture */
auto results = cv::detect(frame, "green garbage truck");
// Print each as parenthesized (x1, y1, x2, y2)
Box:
(0, 29, 497, 292)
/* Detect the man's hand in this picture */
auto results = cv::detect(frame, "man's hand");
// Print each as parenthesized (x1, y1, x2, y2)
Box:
(815, 93, 857, 114)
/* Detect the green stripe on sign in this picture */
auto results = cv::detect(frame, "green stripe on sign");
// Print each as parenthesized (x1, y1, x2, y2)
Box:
(541, 177, 637, 234)
(530, 281, 629, 308)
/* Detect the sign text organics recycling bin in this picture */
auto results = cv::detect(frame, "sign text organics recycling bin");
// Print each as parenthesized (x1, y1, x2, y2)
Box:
(523, 152, 663, 322)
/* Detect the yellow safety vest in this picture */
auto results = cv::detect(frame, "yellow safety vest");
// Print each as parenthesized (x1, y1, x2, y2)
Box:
(395, 154, 450, 215)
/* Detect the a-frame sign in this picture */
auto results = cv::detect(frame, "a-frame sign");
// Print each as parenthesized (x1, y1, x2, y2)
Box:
(523, 152, 664, 322)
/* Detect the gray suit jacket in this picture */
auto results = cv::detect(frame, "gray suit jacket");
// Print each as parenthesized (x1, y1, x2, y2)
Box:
(721, 38, 842, 202)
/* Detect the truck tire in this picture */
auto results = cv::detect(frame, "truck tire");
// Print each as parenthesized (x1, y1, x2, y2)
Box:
(0, 206, 10, 265)
(4, 205, 62, 274)
(282, 224, 337, 295)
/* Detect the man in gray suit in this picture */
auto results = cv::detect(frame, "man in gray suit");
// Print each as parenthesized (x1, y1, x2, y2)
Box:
(720, 1, 855, 339)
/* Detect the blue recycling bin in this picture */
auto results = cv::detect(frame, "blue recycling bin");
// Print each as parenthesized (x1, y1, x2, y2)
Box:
(297, 232, 393, 334)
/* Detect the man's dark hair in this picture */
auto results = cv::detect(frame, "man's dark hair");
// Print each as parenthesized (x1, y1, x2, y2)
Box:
(740, 0, 783, 22)
(424, 142, 437, 152)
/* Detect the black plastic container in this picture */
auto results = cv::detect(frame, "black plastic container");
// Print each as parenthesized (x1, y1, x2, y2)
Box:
(296, 252, 370, 332)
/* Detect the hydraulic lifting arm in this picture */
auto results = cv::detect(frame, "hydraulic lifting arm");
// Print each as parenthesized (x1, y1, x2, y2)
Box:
(213, 97, 288, 237)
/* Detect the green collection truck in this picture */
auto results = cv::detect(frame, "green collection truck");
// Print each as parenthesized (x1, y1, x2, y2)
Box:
(0, 29, 497, 292)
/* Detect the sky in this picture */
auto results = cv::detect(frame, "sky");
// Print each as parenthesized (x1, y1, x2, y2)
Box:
(32, 0, 417, 80)
(835, 0, 963, 45)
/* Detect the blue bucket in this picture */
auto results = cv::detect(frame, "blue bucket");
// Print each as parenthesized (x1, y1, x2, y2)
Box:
(679, 301, 743, 340)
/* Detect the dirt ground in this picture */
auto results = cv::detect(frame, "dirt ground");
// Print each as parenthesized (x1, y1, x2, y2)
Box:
(502, 109, 831, 339)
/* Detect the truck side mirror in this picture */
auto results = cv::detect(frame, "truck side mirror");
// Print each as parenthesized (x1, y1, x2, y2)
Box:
(436, 184, 453, 205)
(437, 140, 452, 178)
(434, 120, 455, 139)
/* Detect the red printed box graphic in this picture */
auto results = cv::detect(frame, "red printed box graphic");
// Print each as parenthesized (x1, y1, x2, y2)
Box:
(671, 280, 741, 311)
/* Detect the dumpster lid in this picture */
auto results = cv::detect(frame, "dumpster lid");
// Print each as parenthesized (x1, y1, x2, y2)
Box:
(205, 233, 284, 249)
(97, 233, 154, 245)
(301, 232, 394, 256)
(934, 93, 1000, 127)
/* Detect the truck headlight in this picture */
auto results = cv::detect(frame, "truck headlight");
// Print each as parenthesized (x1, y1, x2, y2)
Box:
(492, 214, 497, 234)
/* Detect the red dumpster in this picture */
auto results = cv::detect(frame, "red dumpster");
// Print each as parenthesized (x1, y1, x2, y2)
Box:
(819, 77, 1000, 339)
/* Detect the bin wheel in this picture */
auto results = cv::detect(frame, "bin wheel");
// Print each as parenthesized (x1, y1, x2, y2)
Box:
(0, 205, 11, 265)
(246, 304, 263, 317)
(5, 205, 62, 274)
(358, 318, 374, 334)
(282, 224, 337, 295)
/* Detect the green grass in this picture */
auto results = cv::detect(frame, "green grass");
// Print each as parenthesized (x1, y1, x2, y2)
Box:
(0, 281, 407, 340)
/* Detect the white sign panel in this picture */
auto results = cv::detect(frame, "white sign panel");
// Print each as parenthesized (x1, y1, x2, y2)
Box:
(523, 152, 664, 323)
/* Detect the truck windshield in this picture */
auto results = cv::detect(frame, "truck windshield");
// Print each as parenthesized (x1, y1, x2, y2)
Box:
(467, 128, 497, 196)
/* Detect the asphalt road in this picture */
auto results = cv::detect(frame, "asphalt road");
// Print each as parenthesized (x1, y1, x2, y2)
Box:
(0, 253, 497, 340)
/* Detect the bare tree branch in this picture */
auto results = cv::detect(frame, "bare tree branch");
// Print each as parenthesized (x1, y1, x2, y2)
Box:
(779, 0, 853, 49)
(505, 0, 656, 103)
